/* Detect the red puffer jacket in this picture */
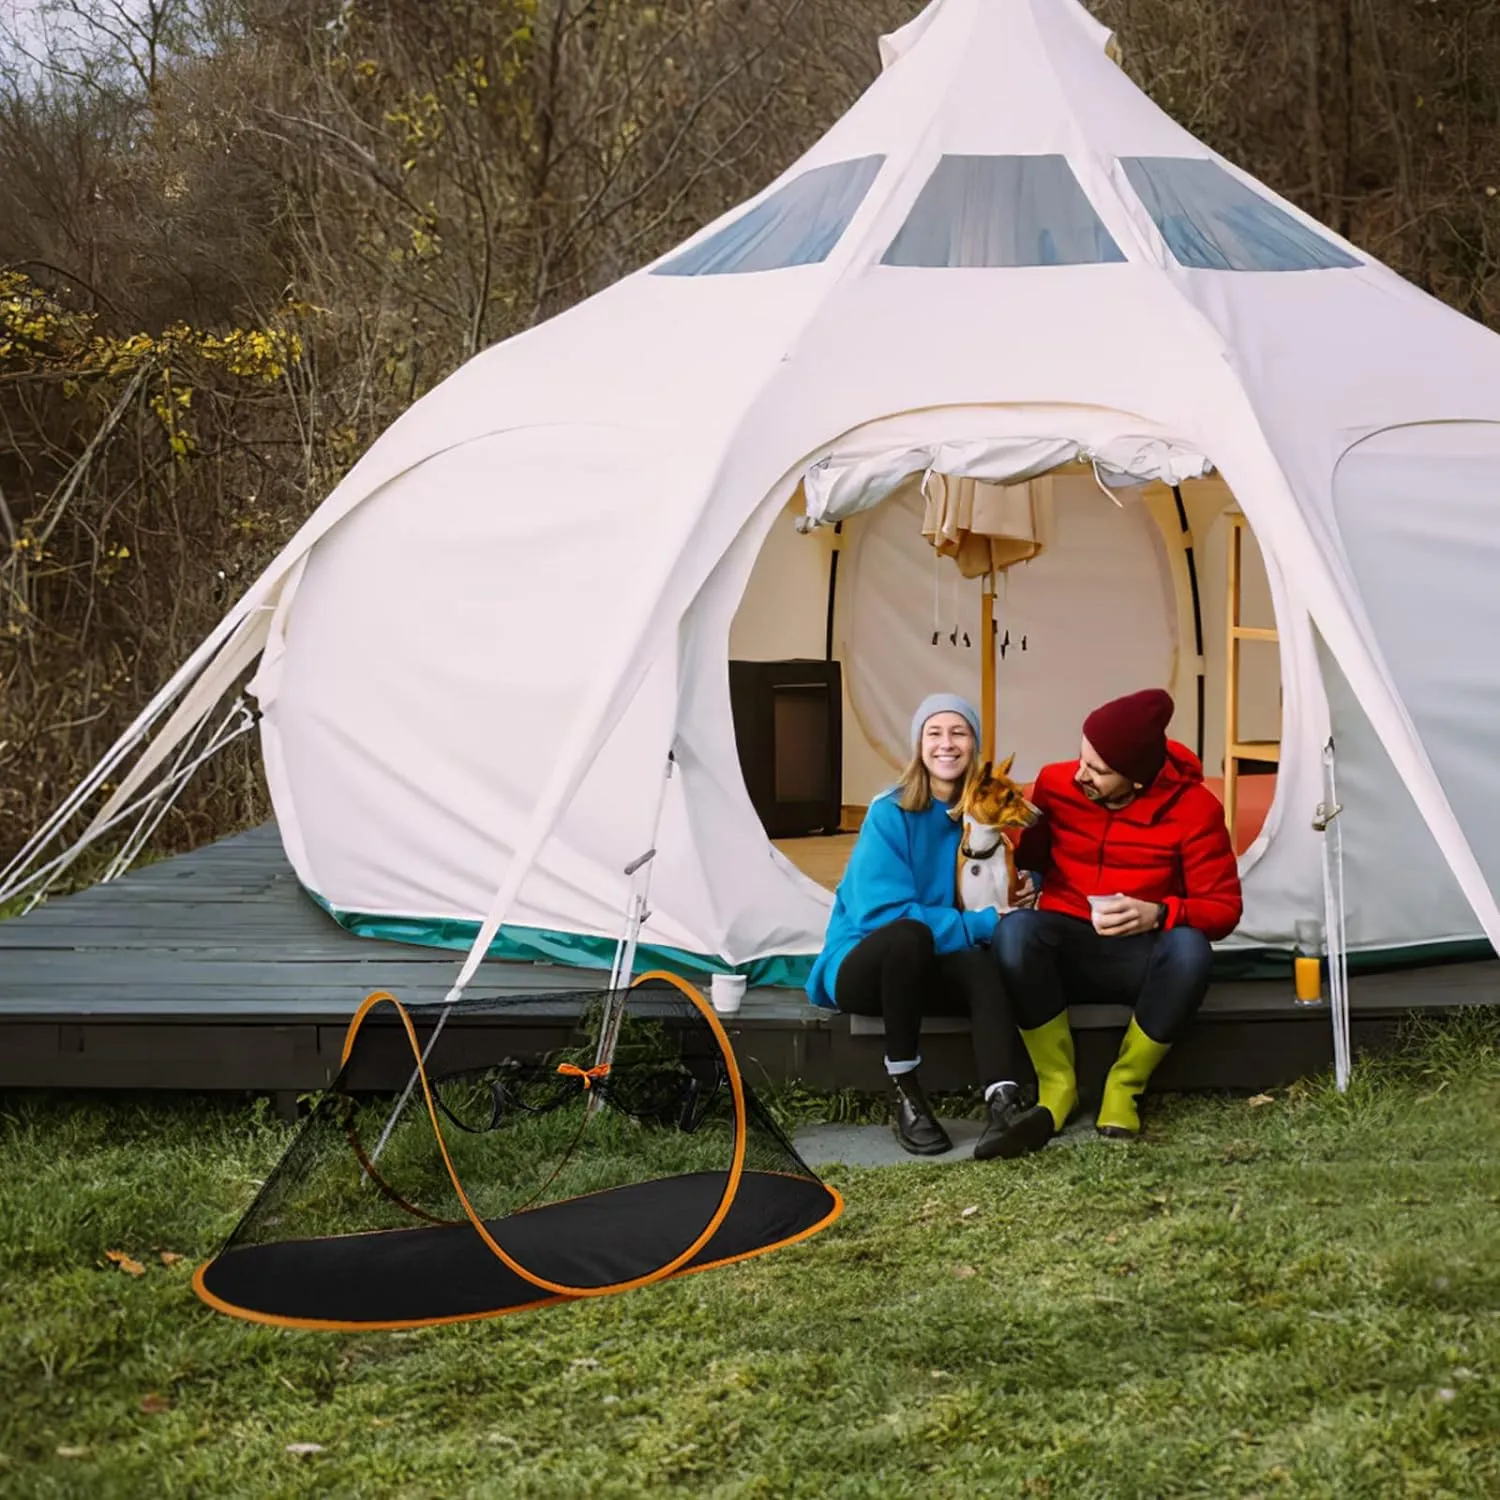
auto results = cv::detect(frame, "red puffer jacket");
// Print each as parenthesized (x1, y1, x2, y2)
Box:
(1012, 741, 1243, 941)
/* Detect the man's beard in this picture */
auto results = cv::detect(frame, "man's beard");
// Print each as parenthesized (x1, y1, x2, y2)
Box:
(1079, 779, 1132, 809)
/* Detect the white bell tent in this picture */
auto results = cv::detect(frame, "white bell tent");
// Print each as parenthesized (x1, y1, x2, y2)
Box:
(6, 0, 1500, 1025)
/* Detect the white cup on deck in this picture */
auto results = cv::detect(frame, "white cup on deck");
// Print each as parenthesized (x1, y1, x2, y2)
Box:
(711, 973, 747, 1016)
(1087, 893, 1126, 933)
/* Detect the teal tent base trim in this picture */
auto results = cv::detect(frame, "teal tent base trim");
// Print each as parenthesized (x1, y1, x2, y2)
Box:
(306, 892, 816, 990)
(305, 889, 1493, 992)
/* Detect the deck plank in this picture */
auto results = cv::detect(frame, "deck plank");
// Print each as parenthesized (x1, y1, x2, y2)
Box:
(1, 820, 1496, 1095)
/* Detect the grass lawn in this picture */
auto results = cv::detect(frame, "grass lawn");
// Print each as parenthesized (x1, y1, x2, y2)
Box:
(3, 1013, 1499, 1499)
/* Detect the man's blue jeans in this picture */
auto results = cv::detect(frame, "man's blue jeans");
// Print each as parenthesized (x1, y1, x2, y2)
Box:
(992, 907, 1213, 1043)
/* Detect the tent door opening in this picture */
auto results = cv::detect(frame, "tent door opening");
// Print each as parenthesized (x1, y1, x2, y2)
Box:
(727, 459, 1286, 892)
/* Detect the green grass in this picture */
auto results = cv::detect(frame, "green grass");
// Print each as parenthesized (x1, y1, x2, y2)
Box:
(3, 1014, 1500, 1499)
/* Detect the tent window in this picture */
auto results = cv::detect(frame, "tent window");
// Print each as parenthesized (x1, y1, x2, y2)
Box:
(1121, 156, 1359, 272)
(880, 154, 1125, 268)
(653, 156, 885, 276)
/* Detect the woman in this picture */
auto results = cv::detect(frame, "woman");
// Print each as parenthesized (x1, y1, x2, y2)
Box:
(806, 694, 1044, 1158)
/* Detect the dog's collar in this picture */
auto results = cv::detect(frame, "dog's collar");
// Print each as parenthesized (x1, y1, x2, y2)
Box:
(959, 839, 1003, 861)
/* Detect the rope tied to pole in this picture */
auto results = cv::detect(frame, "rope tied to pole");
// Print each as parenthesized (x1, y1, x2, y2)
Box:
(556, 1062, 612, 1090)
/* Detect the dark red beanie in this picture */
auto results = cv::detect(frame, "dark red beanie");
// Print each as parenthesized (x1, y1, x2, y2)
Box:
(1083, 689, 1174, 786)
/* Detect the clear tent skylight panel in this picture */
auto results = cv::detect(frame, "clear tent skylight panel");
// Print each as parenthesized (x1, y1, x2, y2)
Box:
(880, 154, 1126, 268)
(652, 156, 887, 277)
(1121, 156, 1361, 273)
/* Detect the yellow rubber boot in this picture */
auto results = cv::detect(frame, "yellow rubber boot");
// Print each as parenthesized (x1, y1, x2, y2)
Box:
(1096, 1019, 1173, 1138)
(1019, 1012, 1078, 1133)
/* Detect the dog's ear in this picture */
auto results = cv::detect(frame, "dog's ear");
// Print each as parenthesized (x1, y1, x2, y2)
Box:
(996, 752, 1016, 779)
(978, 758, 993, 782)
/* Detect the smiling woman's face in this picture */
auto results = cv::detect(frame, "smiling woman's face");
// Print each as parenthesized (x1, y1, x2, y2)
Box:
(919, 713, 975, 791)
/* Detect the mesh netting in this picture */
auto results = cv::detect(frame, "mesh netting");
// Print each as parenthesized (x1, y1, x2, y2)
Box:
(194, 974, 842, 1328)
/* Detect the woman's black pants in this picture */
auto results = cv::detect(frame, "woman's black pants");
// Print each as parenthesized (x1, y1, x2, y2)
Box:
(834, 919, 1018, 1085)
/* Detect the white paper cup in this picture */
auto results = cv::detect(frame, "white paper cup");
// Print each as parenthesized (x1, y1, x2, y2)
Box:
(711, 973, 747, 1016)
(1088, 893, 1125, 932)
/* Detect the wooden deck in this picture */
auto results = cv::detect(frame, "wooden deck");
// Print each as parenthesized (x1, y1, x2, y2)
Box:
(775, 832, 854, 890)
(1, 823, 1495, 1100)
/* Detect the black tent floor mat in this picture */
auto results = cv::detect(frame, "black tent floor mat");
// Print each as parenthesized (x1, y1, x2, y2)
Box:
(197, 1170, 838, 1327)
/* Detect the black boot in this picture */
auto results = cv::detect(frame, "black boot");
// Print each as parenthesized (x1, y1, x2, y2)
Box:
(891, 1071, 952, 1156)
(972, 1082, 1054, 1161)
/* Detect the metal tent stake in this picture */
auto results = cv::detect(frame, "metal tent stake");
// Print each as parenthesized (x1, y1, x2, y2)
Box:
(367, 749, 678, 1164)
(1315, 739, 1352, 1092)
(365, 1004, 454, 1167)
(589, 751, 676, 1113)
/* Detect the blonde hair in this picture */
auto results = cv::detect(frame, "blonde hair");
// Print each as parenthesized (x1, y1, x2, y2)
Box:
(895, 748, 983, 813)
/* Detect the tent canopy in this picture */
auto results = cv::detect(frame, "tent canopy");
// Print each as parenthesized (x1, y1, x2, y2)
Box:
(11, 0, 1500, 995)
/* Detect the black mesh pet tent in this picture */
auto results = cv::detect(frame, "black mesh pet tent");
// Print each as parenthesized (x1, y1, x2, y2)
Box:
(194, 972, 843, 1329)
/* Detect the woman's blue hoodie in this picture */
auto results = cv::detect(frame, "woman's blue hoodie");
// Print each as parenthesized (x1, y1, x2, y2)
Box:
(805, 788, 999, 1010)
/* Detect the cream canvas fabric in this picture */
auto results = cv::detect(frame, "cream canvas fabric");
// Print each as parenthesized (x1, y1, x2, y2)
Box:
(20, 0, 1500, 992)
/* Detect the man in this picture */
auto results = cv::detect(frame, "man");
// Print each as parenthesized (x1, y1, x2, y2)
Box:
(986, 688, 1243, 1153)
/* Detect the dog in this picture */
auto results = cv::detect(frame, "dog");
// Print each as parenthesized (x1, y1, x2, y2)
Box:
(950, 754, 1040, 915)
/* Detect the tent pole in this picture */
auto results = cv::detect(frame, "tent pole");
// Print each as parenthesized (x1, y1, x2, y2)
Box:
(1170, 486, 1206, 761)
(366, 1005, 452, 1167)
(1316, 741, 1352, 1091)
(1224, 516, 1244, 836)
(980, 571, 996, 762)
(823, 522, 843, 661)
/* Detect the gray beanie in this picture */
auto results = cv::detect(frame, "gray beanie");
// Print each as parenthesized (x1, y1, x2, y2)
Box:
(910, 692, 981, 751)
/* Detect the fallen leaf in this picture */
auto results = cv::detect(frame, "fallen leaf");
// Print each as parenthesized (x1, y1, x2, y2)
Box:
(953, 1264, 976, 1279)
(158, 1251, 184, 1266)
(139, 1393, 171, 1415)
(960, 1205, 979, 1219)
(1247, 1094, 1275, 1109)
(105, 1250, 145, 1276)
(285, 1442, 324, 1456)
(56, 1446, 89, 1459)
(1104, 1232, 1120, 1245)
